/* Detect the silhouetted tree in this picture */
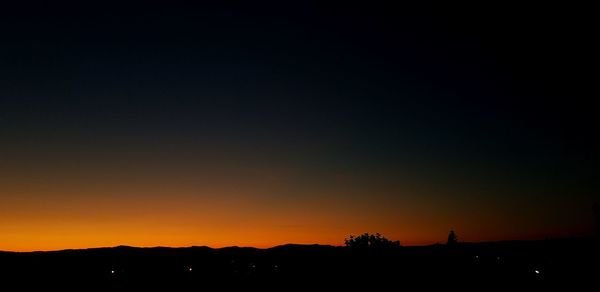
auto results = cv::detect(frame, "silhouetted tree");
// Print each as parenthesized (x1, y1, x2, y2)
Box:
(594, 203, 600, 237)
(344, 233, 400, 249)
(447, 230, 458, 246)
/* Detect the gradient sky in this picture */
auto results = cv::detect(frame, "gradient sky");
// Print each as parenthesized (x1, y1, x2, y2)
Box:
(1, 2, 597, 251)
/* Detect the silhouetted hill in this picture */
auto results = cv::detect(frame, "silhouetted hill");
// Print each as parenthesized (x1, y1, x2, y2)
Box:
(1, 238, 598, 290)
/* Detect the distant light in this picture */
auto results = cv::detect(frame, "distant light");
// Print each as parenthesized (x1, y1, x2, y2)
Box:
(274, 265, 278, 269)
(497, 257, 500, 260)
(534, 270, 540, 274)
(188, 267, 193, 272)
(474, 256, 479, 259)
(111, 270, 115, 274)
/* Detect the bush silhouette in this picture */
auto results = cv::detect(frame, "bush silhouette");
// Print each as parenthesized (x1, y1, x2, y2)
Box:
(344, 233, 400, 249)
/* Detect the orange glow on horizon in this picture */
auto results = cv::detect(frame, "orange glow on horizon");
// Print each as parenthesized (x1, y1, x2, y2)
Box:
(0, 164, 591, 252)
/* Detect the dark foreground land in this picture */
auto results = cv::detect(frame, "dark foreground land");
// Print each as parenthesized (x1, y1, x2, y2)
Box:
(1, 238, 598, 290)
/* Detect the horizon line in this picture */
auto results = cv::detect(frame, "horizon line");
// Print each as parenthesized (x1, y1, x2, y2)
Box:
(2, 236, 590, 253)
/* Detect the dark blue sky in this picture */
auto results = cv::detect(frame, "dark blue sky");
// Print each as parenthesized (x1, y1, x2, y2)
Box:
(0, 1, 597, 249)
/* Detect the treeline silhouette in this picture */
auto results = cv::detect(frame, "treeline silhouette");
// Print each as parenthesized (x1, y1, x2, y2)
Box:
(0, 237, 598, 290)
(344, 232, 401, 249)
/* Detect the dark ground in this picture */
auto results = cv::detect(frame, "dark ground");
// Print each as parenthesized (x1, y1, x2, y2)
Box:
(1, 238, 598, 290)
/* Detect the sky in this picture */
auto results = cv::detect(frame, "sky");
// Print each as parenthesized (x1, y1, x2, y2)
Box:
(0, 2, 598, 251)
